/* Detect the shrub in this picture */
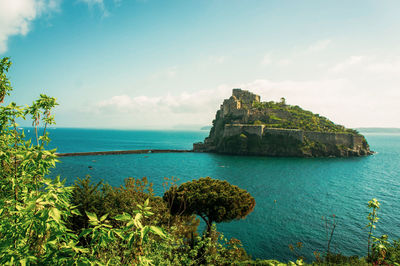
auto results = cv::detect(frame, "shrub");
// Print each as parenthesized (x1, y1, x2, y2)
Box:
(163, 177, 255, 235)
(70, 175, 200, 243)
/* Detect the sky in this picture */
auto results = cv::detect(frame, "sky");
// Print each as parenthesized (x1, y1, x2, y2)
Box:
(1, 0, 400, 129)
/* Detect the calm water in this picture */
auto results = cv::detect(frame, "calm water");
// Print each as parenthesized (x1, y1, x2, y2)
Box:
(33, 128, 400, 262)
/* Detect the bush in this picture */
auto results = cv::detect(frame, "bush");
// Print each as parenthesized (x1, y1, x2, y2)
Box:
(163, 177, 256, 235)
(70, 175, 200, 243)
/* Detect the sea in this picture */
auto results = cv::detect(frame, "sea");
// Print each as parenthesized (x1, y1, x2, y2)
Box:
(24, 127, 400, 262)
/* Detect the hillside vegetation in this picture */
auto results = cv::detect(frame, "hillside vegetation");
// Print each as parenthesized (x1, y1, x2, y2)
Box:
(251, 100, 359, 135)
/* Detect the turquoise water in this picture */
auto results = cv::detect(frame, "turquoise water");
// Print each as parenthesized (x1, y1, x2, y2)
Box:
(38, 128, 400, 262)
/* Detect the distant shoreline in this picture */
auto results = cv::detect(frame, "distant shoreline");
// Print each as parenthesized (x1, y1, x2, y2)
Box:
(357, 128, 400, 133)
(56, 149, 193, 157)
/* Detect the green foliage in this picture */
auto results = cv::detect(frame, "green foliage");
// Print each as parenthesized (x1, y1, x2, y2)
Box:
(25, 94, 58, 146)
(363, 198, 400, 265)
(366, 198, 380, 260)
(145, 224, 251, 265)
(0, 57, 84, 264)
(384, 238, 400, 265)
(102, 177, 159, 223)
(70, 175, 200, 242)
(69, 176, 108, 232)
(70, 177, 253, 265)
(163, 177, 256, 234)
(252, 100, 359, 134)
(0, 57, 12, 104)
(78, 199, 169, 265)
(313, 199, 400, 266)
(321, 253, 366, 265)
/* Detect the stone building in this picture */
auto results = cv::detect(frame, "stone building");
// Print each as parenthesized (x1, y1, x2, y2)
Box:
(194, 88, 371, 157)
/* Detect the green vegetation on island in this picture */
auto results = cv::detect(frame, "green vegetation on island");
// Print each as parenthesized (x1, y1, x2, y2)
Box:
(251, 99, 358, 135)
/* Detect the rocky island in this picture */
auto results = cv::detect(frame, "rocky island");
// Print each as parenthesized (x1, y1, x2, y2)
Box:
(194, 89, 372, 157)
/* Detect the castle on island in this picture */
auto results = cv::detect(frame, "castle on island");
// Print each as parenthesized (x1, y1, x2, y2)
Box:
(194, 89, 371, 157)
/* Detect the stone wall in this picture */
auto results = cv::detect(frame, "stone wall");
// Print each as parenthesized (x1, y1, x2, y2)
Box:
(263, 128, 304, 142)
(303, 131, 353, 147)
(224, 124, 360, 148)
(223, 124, 264, 138)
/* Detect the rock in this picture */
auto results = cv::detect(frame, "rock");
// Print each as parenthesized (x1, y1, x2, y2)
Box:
(194, 89, 372, 157)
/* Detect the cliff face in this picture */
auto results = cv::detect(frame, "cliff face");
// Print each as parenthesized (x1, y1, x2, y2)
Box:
(194, 89, 372, 157)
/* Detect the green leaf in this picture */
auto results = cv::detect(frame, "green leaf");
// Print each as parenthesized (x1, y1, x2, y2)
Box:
(86, 211, 98, 222)
(150, 226, 167, 238)
(126, 220, 135, 228)
(141, 226, 151, 241)
(50, 207, 61, 223)
(79, 228, 92, 238)
(100, 213, 109, 222)
(128, 233, 135, 248)
(134, 213, 143, 229)
(114, 229, 124, 239)
(19, 258, 27, 266)
(71, 208, 81, 216)
(114, 212, 131, 222)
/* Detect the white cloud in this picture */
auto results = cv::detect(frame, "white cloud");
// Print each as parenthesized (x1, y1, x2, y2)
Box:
(83, 86, 232, 128)
(95, 87, 228, 115)
(79, 0, 127, 16)
(79, 0, 109, 16)
(307, 39, 332, 52)
(80, 0, 103, 5)
(330, 55, 368, 72)
(365, 57, 400, 74)
(241, 77, 398, 128)
(0, 0, 61, 54)
(329, 55, 400, 76)
(86, 70, 400, 129)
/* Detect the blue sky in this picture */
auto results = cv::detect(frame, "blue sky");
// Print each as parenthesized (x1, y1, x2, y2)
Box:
(1, 0, 400, 129)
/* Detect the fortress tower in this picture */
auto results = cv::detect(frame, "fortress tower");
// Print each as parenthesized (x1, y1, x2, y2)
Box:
(221, 89, 260, 117)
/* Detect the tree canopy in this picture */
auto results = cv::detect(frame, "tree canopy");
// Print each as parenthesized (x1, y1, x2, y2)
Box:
(163, 177, 255, 234)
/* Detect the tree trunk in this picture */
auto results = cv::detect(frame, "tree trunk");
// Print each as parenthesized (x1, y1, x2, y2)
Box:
(199, 215, 212, 237)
